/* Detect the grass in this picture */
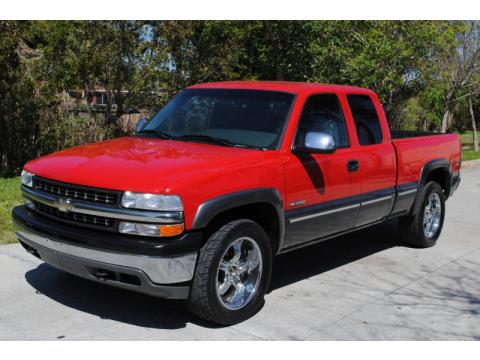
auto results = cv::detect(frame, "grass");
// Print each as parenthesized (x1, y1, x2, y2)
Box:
(0, 177, 21, 245)
(458, 131, 480, 161)
(459, 130, 480, 147)
(462, 149, 480, 161)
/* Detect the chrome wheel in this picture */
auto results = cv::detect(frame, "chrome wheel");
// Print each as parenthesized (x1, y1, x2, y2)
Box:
(423, 192, 442, 239)
(216, 237, 263, 310)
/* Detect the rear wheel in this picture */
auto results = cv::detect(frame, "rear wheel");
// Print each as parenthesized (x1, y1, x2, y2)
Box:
(187, 219, 272, 325)
(400, 181, 445, 248)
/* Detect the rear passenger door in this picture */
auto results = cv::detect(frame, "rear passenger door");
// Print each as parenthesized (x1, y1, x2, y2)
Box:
(345, 94, 396, 227)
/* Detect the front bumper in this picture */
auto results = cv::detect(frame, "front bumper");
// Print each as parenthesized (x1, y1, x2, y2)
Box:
(13, 206, 200, 299)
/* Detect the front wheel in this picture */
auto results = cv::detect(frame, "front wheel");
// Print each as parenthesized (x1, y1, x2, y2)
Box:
(400, 181, 445, 248)
(186, 219, 272, 325)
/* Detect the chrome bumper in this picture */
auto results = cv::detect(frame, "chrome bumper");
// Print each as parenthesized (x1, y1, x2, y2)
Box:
(15, 225, 197, 285)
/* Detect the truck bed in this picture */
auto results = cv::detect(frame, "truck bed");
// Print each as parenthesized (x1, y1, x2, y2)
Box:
(391, 131, 461, 186)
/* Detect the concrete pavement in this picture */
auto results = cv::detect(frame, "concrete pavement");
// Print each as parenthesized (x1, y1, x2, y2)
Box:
(1, 166, 479, 340)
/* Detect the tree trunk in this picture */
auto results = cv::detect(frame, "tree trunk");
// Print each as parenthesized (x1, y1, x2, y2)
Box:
(105, 90, 114, 127)
(469, 94, 479, 152)
(441, 110, 451, 133)
(441, 89, 456, 133)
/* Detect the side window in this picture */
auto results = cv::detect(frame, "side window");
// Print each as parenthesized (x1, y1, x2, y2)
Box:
(347, 95, 383, 145)
(295, 94, 349, 148)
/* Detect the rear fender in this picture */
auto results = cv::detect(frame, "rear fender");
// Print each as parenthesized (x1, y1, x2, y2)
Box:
(411, 158, 451, 215)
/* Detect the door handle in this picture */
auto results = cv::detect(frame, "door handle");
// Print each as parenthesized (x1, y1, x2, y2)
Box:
(347, 160, 359, 172)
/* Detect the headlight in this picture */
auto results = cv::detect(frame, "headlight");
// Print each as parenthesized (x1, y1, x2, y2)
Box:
(121, 191, 183, 211)
(21, 170, 33, 187)
(119, 222, 184, 237)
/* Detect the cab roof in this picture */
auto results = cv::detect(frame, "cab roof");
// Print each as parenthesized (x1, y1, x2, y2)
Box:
(188, 81, 375, 95)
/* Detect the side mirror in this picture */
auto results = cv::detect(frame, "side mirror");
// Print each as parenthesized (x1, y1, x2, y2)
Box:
(135, 117, 149, 133)
(301, 132, 336, 153)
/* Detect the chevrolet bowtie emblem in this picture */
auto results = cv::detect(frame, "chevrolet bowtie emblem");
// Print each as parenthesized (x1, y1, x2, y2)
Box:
(54, 198, 74, 212)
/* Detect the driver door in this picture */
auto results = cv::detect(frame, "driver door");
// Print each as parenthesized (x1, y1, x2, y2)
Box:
(283, 93, 359, 249)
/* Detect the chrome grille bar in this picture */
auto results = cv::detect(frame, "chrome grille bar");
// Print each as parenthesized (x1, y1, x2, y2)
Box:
(22, 185, 183, 224)
(33, 177, 118, 205)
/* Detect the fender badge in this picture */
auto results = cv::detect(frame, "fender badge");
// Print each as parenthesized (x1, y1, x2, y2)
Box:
(290, 200, 306, 207)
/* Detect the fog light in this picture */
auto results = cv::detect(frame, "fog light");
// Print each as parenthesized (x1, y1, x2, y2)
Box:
(24, 197, 35, 210)
(118, 222, 184, 237)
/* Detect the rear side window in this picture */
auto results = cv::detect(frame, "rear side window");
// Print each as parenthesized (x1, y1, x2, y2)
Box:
(347, 95, 383, 145)
(295, 94, 349, 148)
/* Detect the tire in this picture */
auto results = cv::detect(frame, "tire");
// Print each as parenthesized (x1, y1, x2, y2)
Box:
(186, 219, 273, 325)
(400, 181, 446, 248)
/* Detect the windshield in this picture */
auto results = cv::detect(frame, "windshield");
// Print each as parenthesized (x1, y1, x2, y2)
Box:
(141, 89, 295, 149)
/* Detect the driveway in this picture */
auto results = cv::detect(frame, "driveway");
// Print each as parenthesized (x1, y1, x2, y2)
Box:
(1, 166, 480, 340)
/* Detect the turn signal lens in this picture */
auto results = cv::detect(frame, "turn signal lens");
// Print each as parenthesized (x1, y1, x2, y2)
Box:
(118, 222, 184, 237)
(159, 224, 184, 237)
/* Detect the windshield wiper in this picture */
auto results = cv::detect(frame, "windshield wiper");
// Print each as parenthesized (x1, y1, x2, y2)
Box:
(177, 134, 241, 147)
(137, 129, 172, 140)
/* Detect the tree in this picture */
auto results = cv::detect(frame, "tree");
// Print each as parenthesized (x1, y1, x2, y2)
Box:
(21, 21, 152, 124)
(468, 93, 479, 151)
(1, 20, 478, 176)
(146, 21, 244, 100)
(0, 21, 43, 176)
(436, 21, 480, 134)
(309, 21, 456, 126)
(237, 21, 317, 81)
(73, 21, 145, 125)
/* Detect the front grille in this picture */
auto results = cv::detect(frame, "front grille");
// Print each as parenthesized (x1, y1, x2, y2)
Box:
(33, 177, 119, 205)
(34, 201, 114, 228)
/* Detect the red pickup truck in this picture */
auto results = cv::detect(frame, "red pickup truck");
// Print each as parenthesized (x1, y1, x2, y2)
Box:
(13, 81, 461, 324)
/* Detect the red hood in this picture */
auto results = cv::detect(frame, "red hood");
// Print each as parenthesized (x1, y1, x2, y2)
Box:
(25, 137, 263, 193)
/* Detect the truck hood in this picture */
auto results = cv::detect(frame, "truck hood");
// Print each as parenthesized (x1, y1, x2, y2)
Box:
(25, 137, 263, 193)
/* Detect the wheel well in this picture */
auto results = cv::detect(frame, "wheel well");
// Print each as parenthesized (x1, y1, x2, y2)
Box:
(424, 168, 450, 197)
(202, 202, 281, 253)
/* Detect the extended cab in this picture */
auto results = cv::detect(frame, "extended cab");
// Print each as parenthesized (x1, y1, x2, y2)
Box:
(13, 82, 461, 324)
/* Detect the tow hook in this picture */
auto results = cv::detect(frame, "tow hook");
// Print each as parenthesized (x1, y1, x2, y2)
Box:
(93, 270, 112, 280)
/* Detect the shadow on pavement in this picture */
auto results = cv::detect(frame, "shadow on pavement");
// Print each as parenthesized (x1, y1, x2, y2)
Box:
(25, 219, 400, 330)
(270, 219, 400, 291)
(25, 265, 209, 330)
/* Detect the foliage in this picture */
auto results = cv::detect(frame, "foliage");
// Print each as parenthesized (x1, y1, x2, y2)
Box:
(39, 111, 116, 154)
(308, 21, 458, 127)
(1, 22, 44, 177)
(1, 20, 479, 177)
